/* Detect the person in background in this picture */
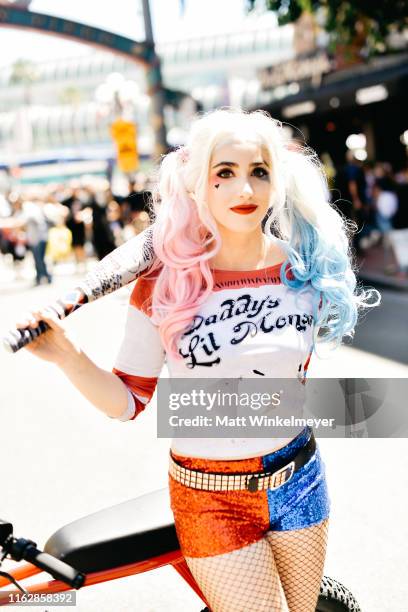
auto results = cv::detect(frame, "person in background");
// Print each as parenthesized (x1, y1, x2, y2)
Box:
(335, 150, 369, 254)
(373, 177, 398, 235)
(66, 198, 87, 271)
(106, 199, 124, 246)
(372, 177, 399, 273)
(0, 192, 26, 276)
(394, 164, 408, 230)
(0, 194, 52, 286)
(46, 214, 72, 266)
(87, 186, 116, 260)
(114, 175, 154, 229)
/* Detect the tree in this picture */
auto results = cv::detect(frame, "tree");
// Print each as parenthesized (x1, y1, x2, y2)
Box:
(9, 59, 39, 105)
(9, 58, 38, 86)
(59, 86, 82, 106)
(247, 0, 408, 54)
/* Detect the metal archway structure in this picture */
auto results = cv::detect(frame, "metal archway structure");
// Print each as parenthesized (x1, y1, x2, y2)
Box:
(0, 4, 167, 155)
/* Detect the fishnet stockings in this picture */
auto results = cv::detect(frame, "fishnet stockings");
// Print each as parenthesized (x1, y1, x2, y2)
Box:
(267, 519, 329, 612)
(185, 519, 329, 612)
(186, 538, 288, 612)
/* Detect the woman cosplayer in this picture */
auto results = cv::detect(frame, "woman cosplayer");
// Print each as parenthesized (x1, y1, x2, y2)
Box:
(19, 109, 379, 611)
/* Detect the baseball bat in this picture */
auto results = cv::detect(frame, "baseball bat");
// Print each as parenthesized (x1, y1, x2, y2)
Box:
(3, 225, 156, 354)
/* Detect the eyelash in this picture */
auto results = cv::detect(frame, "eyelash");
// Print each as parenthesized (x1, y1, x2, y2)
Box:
(217, 168, 269, 179)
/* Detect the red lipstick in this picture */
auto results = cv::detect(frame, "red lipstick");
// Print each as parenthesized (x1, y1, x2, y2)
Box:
(230, 205, 258, 215)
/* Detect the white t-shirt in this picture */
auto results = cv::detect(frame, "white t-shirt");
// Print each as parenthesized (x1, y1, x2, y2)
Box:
(113, 260, 319, 460)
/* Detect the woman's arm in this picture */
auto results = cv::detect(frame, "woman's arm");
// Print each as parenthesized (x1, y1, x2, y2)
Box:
(15, 308, 129, 418)
(16, 272, 165, 421)
(56, 345, 129, 418)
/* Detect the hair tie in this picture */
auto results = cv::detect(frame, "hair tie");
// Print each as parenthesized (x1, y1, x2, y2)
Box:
(176, 147, 189, 164)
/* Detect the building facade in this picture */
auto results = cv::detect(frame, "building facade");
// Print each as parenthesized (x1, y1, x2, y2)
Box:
(0, 13, 294, 180)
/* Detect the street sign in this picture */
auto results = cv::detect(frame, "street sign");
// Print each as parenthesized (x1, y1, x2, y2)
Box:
(110, 118, 139, 174)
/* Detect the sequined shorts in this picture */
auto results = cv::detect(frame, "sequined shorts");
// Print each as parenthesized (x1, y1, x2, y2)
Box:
(169, 427, 330, 558)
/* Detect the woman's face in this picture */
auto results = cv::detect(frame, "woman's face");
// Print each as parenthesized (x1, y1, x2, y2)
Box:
(206, 140, 272, 235)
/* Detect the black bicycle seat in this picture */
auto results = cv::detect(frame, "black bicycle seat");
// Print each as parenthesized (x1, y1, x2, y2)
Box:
(44, 488, 180, 573)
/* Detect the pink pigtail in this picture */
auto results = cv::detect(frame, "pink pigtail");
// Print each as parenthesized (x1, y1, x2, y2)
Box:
(151, 149, 219, 359)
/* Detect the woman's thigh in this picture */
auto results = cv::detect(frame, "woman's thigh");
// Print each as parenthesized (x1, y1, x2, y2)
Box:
(185, 537, 288, 612)
(266, 518, 329, 612)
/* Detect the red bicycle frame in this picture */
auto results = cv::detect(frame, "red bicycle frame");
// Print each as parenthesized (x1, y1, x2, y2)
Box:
(0, 549, 210, 608)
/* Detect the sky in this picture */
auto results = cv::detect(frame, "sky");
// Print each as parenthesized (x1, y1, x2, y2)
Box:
(0, 0, 261, 68)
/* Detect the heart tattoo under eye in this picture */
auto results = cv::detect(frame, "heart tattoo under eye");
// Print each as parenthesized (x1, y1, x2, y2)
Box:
(214, 184, 220, 189)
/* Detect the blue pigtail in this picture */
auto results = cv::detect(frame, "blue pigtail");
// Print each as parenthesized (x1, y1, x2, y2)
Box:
(276, 206, 377, 352)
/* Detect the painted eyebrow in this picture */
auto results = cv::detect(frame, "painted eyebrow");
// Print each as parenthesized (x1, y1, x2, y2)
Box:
(212, 160, 269, 169)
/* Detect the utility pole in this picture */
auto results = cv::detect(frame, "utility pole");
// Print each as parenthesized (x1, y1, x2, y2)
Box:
(141, 0, 168, 158)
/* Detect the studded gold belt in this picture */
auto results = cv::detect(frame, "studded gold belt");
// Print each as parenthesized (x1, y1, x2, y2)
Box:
(169, 433, 316, 493)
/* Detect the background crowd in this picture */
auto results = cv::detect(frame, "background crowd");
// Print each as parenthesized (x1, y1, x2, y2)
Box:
(0, 155, 407, 286)
(0, 173, 154, 285)
(334, 156, 408, 256)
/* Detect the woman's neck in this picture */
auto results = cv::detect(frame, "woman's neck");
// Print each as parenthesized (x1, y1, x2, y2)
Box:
(210, 229, 282, 271)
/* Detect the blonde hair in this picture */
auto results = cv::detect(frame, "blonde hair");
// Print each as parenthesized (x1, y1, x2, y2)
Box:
(149, 108, 379, 359)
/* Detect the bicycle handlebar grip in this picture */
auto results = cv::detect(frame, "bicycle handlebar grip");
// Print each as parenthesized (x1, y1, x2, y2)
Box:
(3, 321, 50, 354)
(24, 545, 85, 589)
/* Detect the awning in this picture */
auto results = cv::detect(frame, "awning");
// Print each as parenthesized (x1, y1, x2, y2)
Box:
(256, 52, 408, 116)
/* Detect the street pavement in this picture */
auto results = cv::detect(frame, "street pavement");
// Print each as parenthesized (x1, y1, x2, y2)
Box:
(351, 285, 408, 365)
(358, 241, 408, 292)
(0, 263, 407, 611)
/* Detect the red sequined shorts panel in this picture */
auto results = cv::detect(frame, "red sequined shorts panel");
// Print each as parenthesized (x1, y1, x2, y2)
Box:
(169, 454, 270, 558)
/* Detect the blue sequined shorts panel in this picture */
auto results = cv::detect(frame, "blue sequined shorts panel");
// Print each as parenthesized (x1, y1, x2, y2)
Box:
(263, 427, 330, 531)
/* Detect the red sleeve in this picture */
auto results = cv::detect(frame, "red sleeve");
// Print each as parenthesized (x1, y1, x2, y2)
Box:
(112, 369, 159, 420)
